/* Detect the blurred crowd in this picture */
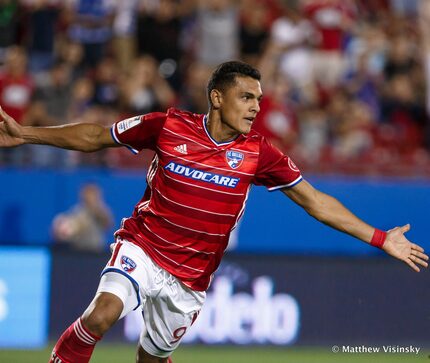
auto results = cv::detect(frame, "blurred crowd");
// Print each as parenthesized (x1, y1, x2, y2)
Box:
(0, 0, 430, 177)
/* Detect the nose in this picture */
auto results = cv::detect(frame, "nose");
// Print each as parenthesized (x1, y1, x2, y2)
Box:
(251, 99, 260, 113)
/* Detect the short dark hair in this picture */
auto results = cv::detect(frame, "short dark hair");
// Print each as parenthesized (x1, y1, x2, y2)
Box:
(207, 61, 261, 107)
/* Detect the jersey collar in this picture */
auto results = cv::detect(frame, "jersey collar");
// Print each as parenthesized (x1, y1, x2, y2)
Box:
(202, 114, 241, 147)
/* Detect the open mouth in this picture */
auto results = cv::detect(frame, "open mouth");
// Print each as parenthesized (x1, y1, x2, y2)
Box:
(244, 117, 255, 123)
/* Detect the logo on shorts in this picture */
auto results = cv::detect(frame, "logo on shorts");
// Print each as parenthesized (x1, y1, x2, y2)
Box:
(121, 256, 137, 273)
(226, 150, 244, 169)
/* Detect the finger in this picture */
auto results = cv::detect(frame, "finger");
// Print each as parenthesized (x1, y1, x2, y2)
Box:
(405, 257, 420, 272)
(0, 107, 11, 124)
(409, 253, 428, 265)
(411, 243, 425, 253)
(400, 224, 411, 233)
(415, 258, 429, 268)
(411, 250, 429, 261)
(411, 254, 429, 268)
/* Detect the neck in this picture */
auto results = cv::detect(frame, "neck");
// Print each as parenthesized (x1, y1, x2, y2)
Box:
(206, 110, 239, 144)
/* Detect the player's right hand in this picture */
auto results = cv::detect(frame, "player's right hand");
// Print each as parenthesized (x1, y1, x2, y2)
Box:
(0, 106, 25, 147)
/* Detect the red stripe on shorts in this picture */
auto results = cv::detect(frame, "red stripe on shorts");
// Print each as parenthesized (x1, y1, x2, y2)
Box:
(109, 241, 123, 266)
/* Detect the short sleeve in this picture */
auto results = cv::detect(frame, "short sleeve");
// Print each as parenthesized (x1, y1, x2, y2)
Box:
(253, 137, 303, 191)
(111, 112, 166, 153)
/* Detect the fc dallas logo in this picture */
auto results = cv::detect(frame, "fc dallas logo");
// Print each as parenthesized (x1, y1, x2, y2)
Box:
(121, 255, 137, 273)
(226, 150, 244, 169)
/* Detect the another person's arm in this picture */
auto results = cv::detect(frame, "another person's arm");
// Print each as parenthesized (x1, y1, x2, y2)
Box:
(0, 107, 116, 152)
(283, 179, 429, 272)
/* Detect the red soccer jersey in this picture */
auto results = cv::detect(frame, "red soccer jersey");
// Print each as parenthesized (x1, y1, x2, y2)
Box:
(111, 108, 302, 291)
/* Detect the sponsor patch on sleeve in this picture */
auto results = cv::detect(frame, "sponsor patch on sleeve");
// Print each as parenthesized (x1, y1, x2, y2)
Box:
(288, 158, 299, 172)
(117, 116, 142, 134)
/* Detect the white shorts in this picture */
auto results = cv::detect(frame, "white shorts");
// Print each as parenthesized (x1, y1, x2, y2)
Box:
(97, 240, 205, 358)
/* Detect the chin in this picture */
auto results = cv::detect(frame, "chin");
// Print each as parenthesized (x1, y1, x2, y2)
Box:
(241, 125, 252, 134)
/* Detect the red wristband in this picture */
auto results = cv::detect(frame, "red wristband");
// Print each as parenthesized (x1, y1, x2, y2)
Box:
(370, 229, 387, 248)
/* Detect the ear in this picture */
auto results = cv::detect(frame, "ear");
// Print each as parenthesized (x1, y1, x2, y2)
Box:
(210, 89, 222, 109)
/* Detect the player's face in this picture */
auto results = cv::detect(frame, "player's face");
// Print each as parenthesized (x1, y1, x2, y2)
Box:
(218, 76, 263, 136)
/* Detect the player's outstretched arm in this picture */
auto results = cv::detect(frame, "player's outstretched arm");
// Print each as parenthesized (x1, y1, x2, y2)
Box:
(0, 106, 117, 152)
(283, 179, 429, 272)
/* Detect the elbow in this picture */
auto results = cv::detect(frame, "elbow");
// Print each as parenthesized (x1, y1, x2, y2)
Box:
(305, 206, 325, 222)
(307, 208, 332, 227)
(78, 141, 100, 152)
(81, 147, 98, 153)
(82, 140, 103, 152)
(303, 198, 330, 223)
(81, 124, 105, 152)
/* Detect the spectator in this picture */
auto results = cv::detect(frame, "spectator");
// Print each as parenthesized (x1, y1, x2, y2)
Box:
(345, 23, 387, 79)
(57, 40, 85, 80)
(0, 1, 21, 60)
(252, 75, 299, 153)
(111, 0, 138, 72)
(136, 0, 182, 87)
(302, 0, 357, 89)
(194, 0, 239, 66)
(68, 76, 94, 119)
(17, 59, 72, 168)
(52, 183, 113, 252)
(239, 0, 271, 66)
(419, 0, 430, 119)
(23, 0, 61, 72)
(92, 56, 119, 107)
(297, 104, 330, 167)
(344, 52, 381, 121)
(66, 0, 115, 69)
(379, 74, 427, 153)
(269, 6, 315, 100)
(119, 55, 176, 115)
(179, 61, 212, 114)
(390, 0, 418, 16)
(384, 35, 418, 80)
(33, 60, 73, 121)
(331, 99, 375, 162)
(0, 0, 427, 176)
(0, 46, 34, 124)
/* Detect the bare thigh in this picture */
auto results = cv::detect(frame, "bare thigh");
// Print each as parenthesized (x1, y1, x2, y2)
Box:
(81, 292, 124, 336)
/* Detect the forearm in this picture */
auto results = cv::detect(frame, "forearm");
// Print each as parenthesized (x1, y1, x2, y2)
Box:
(21, 123, 108, 152)
(306, 192, 375, 244)
(284, 180, 376, 244)
(284, 180, 429, 272)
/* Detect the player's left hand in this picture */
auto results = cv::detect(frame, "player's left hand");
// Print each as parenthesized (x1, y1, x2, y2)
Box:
(382, 224, 429, 272)
(0, 106, 25, 147)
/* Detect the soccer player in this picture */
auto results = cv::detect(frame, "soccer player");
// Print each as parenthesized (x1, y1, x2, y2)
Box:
(0, 61, 428, 363)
